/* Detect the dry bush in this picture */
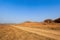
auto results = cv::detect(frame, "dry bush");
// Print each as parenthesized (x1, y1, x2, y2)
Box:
(44, 19, 53, 23)
(53, 18, 60, 23)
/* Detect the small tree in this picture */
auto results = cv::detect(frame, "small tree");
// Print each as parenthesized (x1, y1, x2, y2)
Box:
(54, 18, 60, 23)
(24, 21, 31, 23)
(44, 19, 53, 23)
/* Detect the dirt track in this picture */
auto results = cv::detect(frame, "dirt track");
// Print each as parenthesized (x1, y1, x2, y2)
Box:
(11, 25, 60, 40)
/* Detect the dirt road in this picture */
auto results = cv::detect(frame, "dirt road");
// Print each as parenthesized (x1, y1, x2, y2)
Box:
(11, 25, 60, 40)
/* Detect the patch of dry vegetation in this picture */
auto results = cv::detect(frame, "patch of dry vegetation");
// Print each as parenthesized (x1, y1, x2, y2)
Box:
(0, 24, 55, 40)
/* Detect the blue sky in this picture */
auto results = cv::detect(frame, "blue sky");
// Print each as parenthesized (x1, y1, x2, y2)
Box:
(0, 0, 60, 23)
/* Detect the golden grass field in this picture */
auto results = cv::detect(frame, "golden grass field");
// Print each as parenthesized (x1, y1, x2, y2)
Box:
(0, 24, 56, 40)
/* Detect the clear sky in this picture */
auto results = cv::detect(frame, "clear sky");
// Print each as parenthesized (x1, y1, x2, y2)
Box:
(0, 0, 60, 23)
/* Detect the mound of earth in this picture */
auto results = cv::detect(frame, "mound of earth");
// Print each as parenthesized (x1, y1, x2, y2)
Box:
(0, 24, 55, 40)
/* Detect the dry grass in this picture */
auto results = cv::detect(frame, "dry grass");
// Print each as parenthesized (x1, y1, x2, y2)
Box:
(16, 22, 60, 30)
(0, 24, 55, 40)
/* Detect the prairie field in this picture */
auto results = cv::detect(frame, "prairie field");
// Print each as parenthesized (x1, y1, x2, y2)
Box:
(0, 23, 60, 40)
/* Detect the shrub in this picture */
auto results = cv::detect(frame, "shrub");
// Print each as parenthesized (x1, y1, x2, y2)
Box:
(44, 19, 53, 23)
(53, 18, 60, 23)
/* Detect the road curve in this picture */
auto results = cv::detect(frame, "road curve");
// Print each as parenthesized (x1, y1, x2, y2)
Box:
(11, 25, 60, 40)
